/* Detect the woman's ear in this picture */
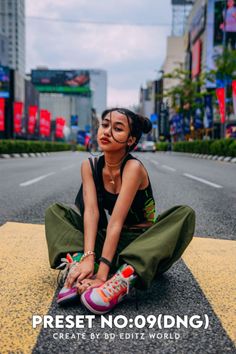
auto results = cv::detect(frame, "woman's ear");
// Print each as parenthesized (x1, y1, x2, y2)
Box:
(128, 136, 136, 146)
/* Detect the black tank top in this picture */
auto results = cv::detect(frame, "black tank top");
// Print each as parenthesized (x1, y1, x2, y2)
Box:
(97, 154, 156, 225)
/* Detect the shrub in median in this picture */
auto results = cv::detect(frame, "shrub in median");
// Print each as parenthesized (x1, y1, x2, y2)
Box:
(156, 142, 168, 151)
(0, 139, 72, 154)
(172, 138, 235, 157)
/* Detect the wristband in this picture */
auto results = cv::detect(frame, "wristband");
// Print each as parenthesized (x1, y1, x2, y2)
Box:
(99, 257, 112, 268)
(80, 251, 96, 263)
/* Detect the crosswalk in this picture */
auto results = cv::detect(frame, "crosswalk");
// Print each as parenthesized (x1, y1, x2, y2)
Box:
(0, 222, 235, 353)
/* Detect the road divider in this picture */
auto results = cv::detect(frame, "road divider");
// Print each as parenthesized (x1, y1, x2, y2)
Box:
(20, 172, 56, 187)
(183, 173, 223, 189)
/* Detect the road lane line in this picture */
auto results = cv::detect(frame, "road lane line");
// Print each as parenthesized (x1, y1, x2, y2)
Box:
(61, 164, 76, 171)
(149, 159, 159, 165)
(19, 172, 56, 187)
(161, 165, 176, 172)
(183, 173, 223, 188)
(0, 222, 57, 353)
(183, 237, 236, 345)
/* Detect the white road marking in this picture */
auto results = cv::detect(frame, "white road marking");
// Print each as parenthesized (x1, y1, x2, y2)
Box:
(61, 164, 75, 171)
(149, 159, 159, 165)
(183, 173, 223, 189)
(19, 172, 56, 187)
(161, 165, 176, 172)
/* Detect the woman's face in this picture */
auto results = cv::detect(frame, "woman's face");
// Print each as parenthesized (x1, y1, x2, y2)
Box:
(97, 111, 134, 152)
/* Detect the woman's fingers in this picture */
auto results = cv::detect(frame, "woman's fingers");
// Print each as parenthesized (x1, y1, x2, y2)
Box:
(65, 267, 81, 288)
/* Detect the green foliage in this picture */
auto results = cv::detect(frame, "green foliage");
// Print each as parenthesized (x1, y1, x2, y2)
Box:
(156, 142, 168, 151)
(0, 140, 72, 154)
(163, 67, 210, 113)
(173, 139, 235, 157)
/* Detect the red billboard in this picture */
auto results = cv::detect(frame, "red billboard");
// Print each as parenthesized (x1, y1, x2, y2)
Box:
(191, 39, 202, 78)
(0, 98, 5, 131)
(28, 106, 38, 134)
(232, 80, 236, 115)
(39, 110, 47, 136)
(40, 110, 51, 137)
(14, 102, 23, 134)
(216, 87, 226, 123)
(55, 117, 66, 138)
(45, 111, 51, 137)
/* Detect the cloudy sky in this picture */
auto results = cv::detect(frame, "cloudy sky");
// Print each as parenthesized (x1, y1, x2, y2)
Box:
(26, 0, 172, 108)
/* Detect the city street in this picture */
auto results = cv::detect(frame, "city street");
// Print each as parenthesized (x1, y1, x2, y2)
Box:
(0, 151, 235, 353)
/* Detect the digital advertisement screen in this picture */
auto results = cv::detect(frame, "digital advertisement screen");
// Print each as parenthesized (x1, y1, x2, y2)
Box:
(31, 69, 91, 94)
(0, 66, 10, 98)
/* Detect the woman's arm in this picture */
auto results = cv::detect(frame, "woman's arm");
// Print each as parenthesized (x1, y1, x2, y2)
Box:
(65, 159, 99, 287)
(96, 160, 144, 281)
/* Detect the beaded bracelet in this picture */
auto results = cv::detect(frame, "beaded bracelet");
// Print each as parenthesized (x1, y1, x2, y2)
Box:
(79, 251, 96, 263)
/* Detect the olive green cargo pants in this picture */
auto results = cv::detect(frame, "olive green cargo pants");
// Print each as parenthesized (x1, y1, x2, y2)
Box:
(45, 203, 195, 289)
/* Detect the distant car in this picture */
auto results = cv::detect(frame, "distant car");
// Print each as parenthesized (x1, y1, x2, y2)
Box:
(141, 141, 156, 152)
(134, 142, 142, 152)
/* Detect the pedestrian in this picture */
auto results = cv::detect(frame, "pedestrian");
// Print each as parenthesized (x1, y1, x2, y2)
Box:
(45, 108, 195, 314)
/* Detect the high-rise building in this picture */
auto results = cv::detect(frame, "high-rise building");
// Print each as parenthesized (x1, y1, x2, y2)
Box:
(172, 0, 195, 36)
(0, 0, 25, 75)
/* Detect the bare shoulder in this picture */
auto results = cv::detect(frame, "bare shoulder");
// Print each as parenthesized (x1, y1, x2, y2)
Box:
(123, 159, 146, 179)
(81, 159, 92, 178)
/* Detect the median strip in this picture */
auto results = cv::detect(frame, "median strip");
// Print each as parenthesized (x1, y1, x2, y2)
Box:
(183, 173, 223, 189)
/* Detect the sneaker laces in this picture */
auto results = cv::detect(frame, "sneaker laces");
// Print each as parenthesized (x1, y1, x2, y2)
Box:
(102, 273, 131, 300)
(56, 254, 77, 287)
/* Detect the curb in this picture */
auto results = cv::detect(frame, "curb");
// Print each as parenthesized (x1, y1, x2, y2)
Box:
(0, 152, 51, 159)
(158, 151, 236, 164)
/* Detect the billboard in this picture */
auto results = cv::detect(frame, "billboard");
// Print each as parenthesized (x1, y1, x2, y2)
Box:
(206, 0, 236, 87)
(192, 39, 202, 78)
(31, 70, 91, 94)
(0, 66, 10, 98)
(214, 0, 236, 50)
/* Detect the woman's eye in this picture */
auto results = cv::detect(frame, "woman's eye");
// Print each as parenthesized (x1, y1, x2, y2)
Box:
(114, 127, 122, 132)
(101, 123, 109, 128)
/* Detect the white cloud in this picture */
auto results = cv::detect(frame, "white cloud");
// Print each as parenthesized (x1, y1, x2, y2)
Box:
(26, 0, 171, 106)
(108, 87, 139, 108)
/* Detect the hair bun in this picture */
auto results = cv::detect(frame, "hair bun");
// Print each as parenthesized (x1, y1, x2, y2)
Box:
(136, 114, 152, 134)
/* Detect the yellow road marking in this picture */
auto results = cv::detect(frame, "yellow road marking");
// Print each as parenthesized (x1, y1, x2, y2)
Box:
(183, 237, 236, 345)
(0, 223, 235, 351)
(0, 222, 57, 354)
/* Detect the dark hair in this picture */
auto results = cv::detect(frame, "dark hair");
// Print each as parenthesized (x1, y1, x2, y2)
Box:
(101, 108, 152, 151)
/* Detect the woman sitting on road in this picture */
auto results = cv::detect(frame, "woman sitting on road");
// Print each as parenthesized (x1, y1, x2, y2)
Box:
(45, 108, 195, 315)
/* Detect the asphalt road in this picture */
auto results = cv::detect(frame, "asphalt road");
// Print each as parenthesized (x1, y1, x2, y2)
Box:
(0, 151, 235, 239)
(0, 151, 235, 354)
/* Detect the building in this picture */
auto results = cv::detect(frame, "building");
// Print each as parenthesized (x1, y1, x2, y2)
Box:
(0, 0, 25, 75)
(172, 0, 195, 36)
(185, 0, 236, 138)
(0, 31, 9, 66)
(89, 69, 107, 117)
(30, 68, 107, 137)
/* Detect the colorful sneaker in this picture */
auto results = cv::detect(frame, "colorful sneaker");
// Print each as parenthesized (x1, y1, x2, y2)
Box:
(56, 252, 83, 288)
(57, 285, 79, 305)
(56, 253, 99, 305)
(80, 264, 137, 314)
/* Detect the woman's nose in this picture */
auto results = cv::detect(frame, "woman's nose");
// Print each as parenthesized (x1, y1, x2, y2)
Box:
(104, 126, 111, 135)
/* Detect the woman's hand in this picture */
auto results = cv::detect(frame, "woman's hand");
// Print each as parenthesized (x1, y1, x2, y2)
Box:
(76, 277, 105, 295)
(65, 257, 94, 288)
